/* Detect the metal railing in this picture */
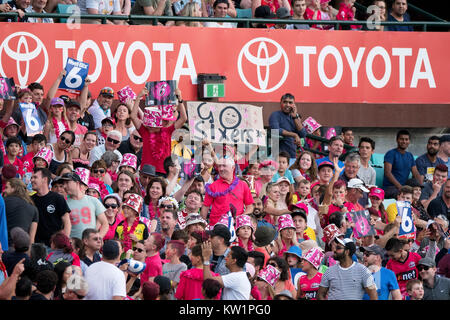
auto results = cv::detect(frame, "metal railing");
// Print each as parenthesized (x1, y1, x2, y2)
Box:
(1, 12, 450, 31)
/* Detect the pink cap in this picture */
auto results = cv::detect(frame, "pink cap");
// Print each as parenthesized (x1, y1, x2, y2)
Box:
(74, 167, 90, 186)
(302, 116, 321, 134)
(257, 265, 280, 287)
(33, 147, 53, 166)
(289, 201, 309, 213)
(369, 187, 385, 200)
(235, 214, 254, 232)
(302, 247, 325, 270)
(322, 224, 344, 245)
(123, 193, 144, 214)
(277, 214, 296, 232)
(120, 153, 138, 171)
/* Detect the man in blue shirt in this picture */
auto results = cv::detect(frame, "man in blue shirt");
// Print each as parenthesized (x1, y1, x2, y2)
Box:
(437, 135, 450, 178)
(316, 136, 345, 170)
(383, 129, 421, 199)
(362, 245, 402, 300)
(268, 93, 306, 165)
(385, 0, 413, 32)
(416, 136, 445, 184)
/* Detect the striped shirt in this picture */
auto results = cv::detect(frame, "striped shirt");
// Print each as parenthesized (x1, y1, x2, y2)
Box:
(320, 262, 375, 300)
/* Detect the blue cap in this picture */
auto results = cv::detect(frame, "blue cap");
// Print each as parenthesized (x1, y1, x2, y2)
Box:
(283, 245, 302, 259)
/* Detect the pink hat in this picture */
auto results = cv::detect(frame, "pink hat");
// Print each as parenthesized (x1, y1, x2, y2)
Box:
(289, 201, 309, 213)
(33, 147, 53, 166)
(257, 265, 280, 287)
(302, 116, 321, 134)
(74, 167, 90, 186)
(123, 193, 143, 214)
(160, 105, 177, 121)
(216, 214, 232, 228)
(142, 107, 162, 128)
(277, 214, 296, 232)
(5, 117, 19, 129)
(369, 187, 385, 200)
(302, 247, 325, 270)
(322, 224, 344, 245)
(235, 214, 254, 232)
(120, 153, 138, 171)
(87, 182, 100, 195)
(117, 85, 137, 104)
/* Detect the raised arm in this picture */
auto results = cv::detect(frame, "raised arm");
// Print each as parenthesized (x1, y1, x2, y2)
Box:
(130, 87, 147, 130)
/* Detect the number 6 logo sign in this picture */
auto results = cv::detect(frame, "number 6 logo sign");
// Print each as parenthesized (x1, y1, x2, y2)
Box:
(59, 57, 89, 93)
(19, 102, 43, 136)
(396, 201, 416, 240)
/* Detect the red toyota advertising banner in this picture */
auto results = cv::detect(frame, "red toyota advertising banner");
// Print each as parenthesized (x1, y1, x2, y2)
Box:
(0, 23, 448, 104)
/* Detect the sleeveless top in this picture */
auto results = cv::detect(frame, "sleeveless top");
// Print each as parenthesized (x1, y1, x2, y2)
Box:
(72, 147, 90, 170)
(48, 144, 68, 174)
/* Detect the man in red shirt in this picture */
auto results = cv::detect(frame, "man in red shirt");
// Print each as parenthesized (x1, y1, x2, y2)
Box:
(345, 178, 369, 212)
(201, 157, 254, 226)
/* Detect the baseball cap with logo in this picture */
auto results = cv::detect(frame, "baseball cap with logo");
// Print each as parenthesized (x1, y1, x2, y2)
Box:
(100, 87, 114, 98)
(335, 237, 356, 255)
(347, 178, 370, 192)
(360, 244, 384, 257)
(318, 161, 335, 171)
(51, 97, 65, 106)
(369, 187, 385, 200)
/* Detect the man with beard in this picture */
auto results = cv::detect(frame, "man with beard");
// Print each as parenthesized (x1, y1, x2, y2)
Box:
(383, 130, 422, 199)
(418, 257, 450, 300)
(159, 209, 178, 257)
(317, 237, 377, 300)
(416, 136, 444, 184)
(66, 100, 88, 148)
(88, 87, 114, 129)
(420, 164, 448, 210)
(385, 0, 413, 32)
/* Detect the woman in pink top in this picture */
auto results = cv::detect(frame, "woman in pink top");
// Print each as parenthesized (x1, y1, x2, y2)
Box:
(103, 194, 124, 241)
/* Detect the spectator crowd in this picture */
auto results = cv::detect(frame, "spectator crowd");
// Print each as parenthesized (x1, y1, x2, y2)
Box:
(0, 0, 449, 301)
(0, 0, 416, 31)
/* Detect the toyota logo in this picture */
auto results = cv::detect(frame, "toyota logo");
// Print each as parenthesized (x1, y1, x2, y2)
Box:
(0, 32, 48, 88)
(237, 37, 289, 93)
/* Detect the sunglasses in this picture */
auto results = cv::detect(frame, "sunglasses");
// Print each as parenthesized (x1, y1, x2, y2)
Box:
(133, 135, 143, 142)
(107, 137, 120, 144)
(92, 168, 106, 174)
(363, 252, 376, 257)
(133, 247, 144, 253)
(104, 203, 118, 209)
(60, 136, 72, 144)
(417, 265, 431, 271)
(160, 204, 174, 209)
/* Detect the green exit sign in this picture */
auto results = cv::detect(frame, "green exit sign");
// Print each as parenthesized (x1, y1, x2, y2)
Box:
(203, 83, 225, 98)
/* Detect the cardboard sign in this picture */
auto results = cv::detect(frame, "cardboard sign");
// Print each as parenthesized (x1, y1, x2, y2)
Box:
(348, 210, 376, 238)
(19, 102, 43, 136)
(397, 201, 415, 240)
(0, 77, 15, 99)
(59, 57, 89, 93)
(145, 80, 177, 106)
(187, 101, 266, 146)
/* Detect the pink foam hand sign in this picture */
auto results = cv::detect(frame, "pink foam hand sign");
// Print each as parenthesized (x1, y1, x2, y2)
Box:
(0, 77, 16, 100)
(349, 210, 376, 238)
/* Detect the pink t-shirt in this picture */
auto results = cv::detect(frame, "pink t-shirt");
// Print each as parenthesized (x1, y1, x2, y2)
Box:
(3, 155, 24, 177)
(104, 215, 124, 241)
(298, 272, 323, 300)
(386, 252, 421, 299)
(138, 124, 175, 174)
(203, 177, 254, 226)
(73, 123, 88, 148)
(141, 253, 163, 284)
(21, 151, 35, 174)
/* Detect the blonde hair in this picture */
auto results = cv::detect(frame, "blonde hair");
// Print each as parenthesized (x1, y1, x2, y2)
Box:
(5, 178, 35, 206)
(177, 2, 202, 27)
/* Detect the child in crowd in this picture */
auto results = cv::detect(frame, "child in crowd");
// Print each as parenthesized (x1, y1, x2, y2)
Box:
(4, 136, 24, 177)
(162, 239, 188, 297)
(290, 151, 318, 184)
(406, 279, 424, 300)
(141, 233, 165, 284)
(273, 214, 299, 257)
(296, 247, 325, 300)
(231, 214, 255, 252)
(201, 279, 222, 300)
(272, 151, 295, 184)
(175, 244, 220, 300)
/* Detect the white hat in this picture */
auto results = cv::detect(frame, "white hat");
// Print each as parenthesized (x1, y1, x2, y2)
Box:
(347, 178, 369, 193)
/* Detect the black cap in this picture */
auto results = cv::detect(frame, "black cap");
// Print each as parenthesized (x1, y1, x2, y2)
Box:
(140, 164, 156, 176)
(59, 172, 82, 183)
(254, 226, 276, 247)
(207, 224, 231, 244)
(255, 5, 276, 18)
(439, 135, 450, 144)
(67, 100, 81, 110)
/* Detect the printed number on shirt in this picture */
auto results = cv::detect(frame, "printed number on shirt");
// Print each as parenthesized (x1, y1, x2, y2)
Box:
(70, 207, 91, 225)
